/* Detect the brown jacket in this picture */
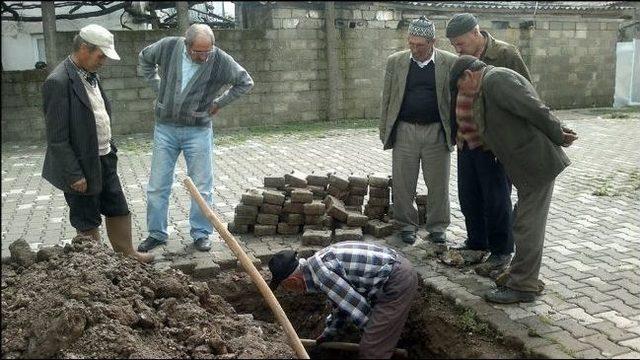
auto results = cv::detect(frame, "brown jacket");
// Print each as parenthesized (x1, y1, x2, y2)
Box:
(480, 31, 531, 82)
(379, 48, 458, 150)
(476, 66, 570, 190)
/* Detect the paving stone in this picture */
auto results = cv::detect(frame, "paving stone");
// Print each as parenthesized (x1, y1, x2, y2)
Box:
(303, 201, 326, 216)
(301, 229, 332, 246)
(334, 228, 363, 242)
(587, 320, 638, 342)
(233, 214, 257, 225)
(306, 173, 329, 187)
(573, 348, 605, 359)
(576, 287, 616, 303)
(284, 170, 308, 188)
(283, 200, 305, 214)
(227, 222, 250, 234)
(368, 173, 390, 188)
(364, 204, 386, 220)
(235, 204, 259, 217)
(282, 213, 305, 226)
(364, 219, 394, 238)
(545, 330, 594, 352)
(192, 258, 222, 279)
(303, 224, 324, 232)
(304, 215, 323, 225)
(595, 311, 639, 329)
(277, 223, 300, 235)
(346, 195, 364, 206)
(349, 186, 368, 196)
(529, 344, 573, 359)
(348, 175, 368, 188)
(345, 205, 362, 213)
(613, 279, 640, 295)
(346, 212, 368, 227)
(264, 176, 286, 189)
(256, 213, 279, 226)
(367, 196, 390, 207)
(613, 351, 640, 359)
(579, 333, 631, 356)
(516, 315, 563, 336)
(619, 337, 640, 352)
(240, 189, 264, 206)
(327, 184, 350, 199)
(291, 188, 313, 203)
(262, 190, 286, 205)
(260, 203, 283, 215)
(601, 299, 640, 317)
(328, 173, 350, 190)
(608, 289, 640, 306)
(555, 318, 600, 338)
(368, 186, 389, 198)
(307, 185, 327, 198)
(561, 308, 604, 325)
(567, 296, 611, 315)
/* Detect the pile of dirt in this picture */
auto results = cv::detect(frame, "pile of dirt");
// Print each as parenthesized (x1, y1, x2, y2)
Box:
(1, 237, 295, 359)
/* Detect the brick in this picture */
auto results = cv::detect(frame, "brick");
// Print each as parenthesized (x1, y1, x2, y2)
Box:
(241, 189, 263, 206)
(415, 194, 428, 205)
(364, 204, 386, 220)
(346, 195, 364, 206)
(235, 204, 259, 217)
(283, 200, 305, 214)
(329, 174, 350, 190)
(364, 219, 394, 238)
(368, 196, 390, 207)
(291, 188, 313, 203)
(346, 212, 368, 227)
(369, 186, 389, 198)
(554, 318, 599, 338)
(264, 176, 286, 189)
(368, 173, 391, 188)
(349, 186, 368, 196)
(303, 224, 324, 232)
(303, 201, 326, 216)
(234, 214, 257, 225)
(301, 229, 332, 246)
(348, 175, 368, 188)
(345, 205, 362, 213)
(306, 173, 329, 187)
(587, 320, 637, 342)
(308, 185, 327, 198)
(334, 228, 363, 242)
(304, 215, 323, 225)
(284, 170, 308, 188)
(282, 213, 305, 226)
(257, 213, 279, 225)
(567, 296, 610, 315)
(545, 330, 594, 352)
(254, 224, 277, 236)
(263, 190, 286, 205)
(327, 204, 349, 223)
(327, 184, 350, 199)
(277, 223, 300, 235)
(260, 203, 283, 215)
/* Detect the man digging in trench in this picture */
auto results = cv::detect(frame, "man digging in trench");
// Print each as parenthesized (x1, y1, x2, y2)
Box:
(268, 241, 418, 359)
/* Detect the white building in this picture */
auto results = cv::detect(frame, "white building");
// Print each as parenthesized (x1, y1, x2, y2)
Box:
(1, 1, 234, 71)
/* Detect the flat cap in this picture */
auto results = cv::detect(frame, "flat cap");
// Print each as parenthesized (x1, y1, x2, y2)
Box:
(449, 55, 486, 90)
(446, 13, 478, 38)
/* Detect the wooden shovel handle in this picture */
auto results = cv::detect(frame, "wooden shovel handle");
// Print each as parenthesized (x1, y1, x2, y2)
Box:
(300, 338, 409, 358)
(183, 177, 309, 359)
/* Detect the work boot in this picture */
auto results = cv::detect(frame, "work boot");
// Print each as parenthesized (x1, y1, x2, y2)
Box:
(495, 271, 545, 294)
(77, 228, 100, 242)
(427, 232, 446, 244)
(399, 231, 416, 245)
(105, 214, 154, 263)
(484, 286, 536, 304)
(475, 253, 512, 277)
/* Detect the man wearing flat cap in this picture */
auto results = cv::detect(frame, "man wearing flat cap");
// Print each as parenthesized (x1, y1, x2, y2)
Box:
(268, 242, 417, 359)
(41, 24, 153, 263)
(379, 16, 458, 245)
(449, 55, 578, 303)
(446, 13, 532, 277)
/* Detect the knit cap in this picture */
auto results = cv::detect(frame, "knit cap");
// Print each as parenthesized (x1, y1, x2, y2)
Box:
(446, 13, 479, 38)
(408, 16, 435, 39)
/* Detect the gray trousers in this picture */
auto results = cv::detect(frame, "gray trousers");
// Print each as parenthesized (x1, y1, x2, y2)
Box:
(359, 255, 418, 359)
(392, 121, 451, 233)
(505, 180, 555, 292)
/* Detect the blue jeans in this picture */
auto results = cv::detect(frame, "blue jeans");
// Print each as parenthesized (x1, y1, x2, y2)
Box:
(147, 123, 214, 242)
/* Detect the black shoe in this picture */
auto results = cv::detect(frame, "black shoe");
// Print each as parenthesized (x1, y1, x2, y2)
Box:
(427, 232, 446, 244)
(400, 231, 416, 245)
(484, 287, 536, 304)
(194, 237, 212, 251)
(137, 236, 167, 252)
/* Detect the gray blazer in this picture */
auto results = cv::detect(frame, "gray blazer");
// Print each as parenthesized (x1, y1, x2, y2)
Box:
(379, 48, 458, 151)
(478, 66, 571, 190)
(41, 57, 114, 195)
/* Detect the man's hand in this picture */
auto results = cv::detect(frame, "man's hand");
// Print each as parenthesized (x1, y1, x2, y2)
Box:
(561, 128, 578, 147)
(71, 178, 87, 193)
(209, 103, 220, 115)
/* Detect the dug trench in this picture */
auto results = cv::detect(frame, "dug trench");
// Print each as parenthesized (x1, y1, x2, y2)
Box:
(208, 269, 528, 359)
(1, 236, 526, 359)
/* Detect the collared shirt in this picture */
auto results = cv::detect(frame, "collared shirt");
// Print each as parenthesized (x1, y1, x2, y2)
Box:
(181, 47, 202, 92)
(68, 56, 111, 156)
(301, 242, 398, 338)
(410, 50, 435, 68)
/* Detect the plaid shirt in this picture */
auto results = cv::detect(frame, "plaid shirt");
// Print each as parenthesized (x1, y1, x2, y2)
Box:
(455, 91, 483, 150)
(68, 56, 99, 87)
(301, 241, 398, 338)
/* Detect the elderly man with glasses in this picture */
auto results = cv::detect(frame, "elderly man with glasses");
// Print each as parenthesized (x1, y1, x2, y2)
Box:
(137, 24, 254, 253)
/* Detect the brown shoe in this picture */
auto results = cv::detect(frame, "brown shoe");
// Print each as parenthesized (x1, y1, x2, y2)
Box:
(495, 271, 545, 294)
(105, 214, 154, 263)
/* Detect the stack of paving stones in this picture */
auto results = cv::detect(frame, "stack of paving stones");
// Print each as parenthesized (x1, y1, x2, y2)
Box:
(229, 171, 427, 246)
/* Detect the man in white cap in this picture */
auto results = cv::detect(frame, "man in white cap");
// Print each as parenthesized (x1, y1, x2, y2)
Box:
(379, 16, 458, 245)
(41, 24, 153, 263)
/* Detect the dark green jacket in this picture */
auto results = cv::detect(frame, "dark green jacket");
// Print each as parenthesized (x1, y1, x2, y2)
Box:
(476, 67, 570, 190)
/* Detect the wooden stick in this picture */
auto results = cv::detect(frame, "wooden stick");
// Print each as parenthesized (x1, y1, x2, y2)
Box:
(300, 338, 409, 358)
(182, 177, 310, 359)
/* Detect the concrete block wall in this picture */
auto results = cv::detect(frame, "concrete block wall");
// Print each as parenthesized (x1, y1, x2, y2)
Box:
(0, 2, 624, 142)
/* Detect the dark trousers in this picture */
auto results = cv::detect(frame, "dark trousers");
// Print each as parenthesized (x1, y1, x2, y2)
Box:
(457, 146, 513, 255)
(63, 152, 129, 232)
(359, 255, 418, 359)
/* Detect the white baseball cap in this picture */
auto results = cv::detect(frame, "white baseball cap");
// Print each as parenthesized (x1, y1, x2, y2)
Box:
(79, 24, 120, 60)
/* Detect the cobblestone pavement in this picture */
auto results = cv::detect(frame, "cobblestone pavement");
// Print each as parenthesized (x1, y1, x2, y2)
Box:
(2, 109, 639, 358)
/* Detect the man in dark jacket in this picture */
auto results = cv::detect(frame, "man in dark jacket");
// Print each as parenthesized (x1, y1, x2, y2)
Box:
(450, 55, 577, 303)
(41, 24, 153, 263)
(446, 13, 532, 276)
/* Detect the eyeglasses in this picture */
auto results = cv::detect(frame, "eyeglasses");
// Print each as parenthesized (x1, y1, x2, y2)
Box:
(188, 49, 214, 56)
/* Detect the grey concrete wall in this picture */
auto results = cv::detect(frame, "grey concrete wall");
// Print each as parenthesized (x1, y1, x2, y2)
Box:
(1, 3, 624, 142)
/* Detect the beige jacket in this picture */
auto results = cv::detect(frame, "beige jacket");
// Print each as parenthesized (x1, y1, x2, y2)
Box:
(379, 48, 458, 150)
(477, 66, 571, 190)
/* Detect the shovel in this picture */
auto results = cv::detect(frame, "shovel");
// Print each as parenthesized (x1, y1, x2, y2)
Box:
(183, 177, 310, 359)
(300, 338, 409, 358)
